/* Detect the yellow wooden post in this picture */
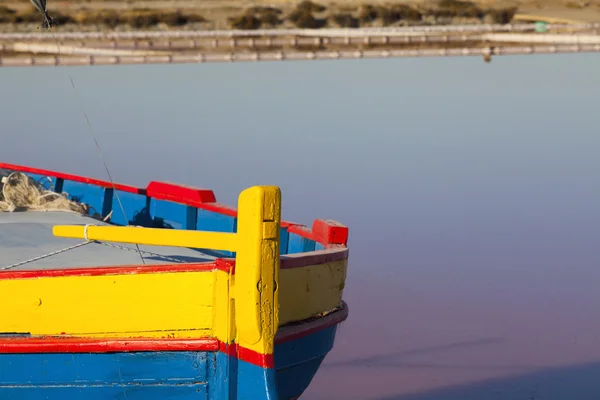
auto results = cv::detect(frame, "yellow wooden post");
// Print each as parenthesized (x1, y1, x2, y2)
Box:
(234, 186, 281, 356)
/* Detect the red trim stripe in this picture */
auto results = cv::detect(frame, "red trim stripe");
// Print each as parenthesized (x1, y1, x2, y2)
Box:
(219, 342, 275, 369)
(0, 247, 349, 280)
(0, 337, 219, 354)
(0, 162, 142, 194)
(0, 304, 348, 367)
(0, 260, 234, 280)
(146, 181, 216, 204)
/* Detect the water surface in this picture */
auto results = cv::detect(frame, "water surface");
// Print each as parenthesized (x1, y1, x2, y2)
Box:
(1, 53, 600, 399)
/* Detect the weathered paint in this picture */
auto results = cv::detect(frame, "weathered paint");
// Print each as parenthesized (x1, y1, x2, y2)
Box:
(0, 162, 350, 399)
(279, 258, 347, 325)
(0, 268, 215, 338)
(0, 351, 210, 400)
(233, 186, 280, 357)
(0, 304, 348, 399)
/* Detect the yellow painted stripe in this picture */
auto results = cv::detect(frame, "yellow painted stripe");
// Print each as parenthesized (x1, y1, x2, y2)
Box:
(278, 258, 348, 326)
(53, 225, 238, 252)
(0, 271, 215, 338)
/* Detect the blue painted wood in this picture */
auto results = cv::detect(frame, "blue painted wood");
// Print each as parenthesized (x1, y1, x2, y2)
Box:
(0, 385, 207, 400)
(210, 352, 276, 400)
(197, 209, 237, 257)
(0, 351, 208, 384)
(197, 209, 236, 234)
(110, 191, 150, 227)
(315, 242, 325, 251)
(0, 324, 341, 400)
(60, 180, 107, 220)
(287, 233, 316, 254)
(0, 351, 209, 399)
(149, 199, 197, 230)
(274, 325, 339, 399)
(275, 356, 325, 400)
(280, 227, 290, 255)
(274, 325, 337, 371)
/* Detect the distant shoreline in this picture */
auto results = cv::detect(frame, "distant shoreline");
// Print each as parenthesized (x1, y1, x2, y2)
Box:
(1, 0, 599, 34)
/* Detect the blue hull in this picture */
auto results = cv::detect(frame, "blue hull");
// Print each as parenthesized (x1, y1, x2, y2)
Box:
(0, 325, 339, 400)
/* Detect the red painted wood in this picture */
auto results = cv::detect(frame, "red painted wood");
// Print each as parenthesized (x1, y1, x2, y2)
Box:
(312, 219, 349, 246)
(0, 260, 234, 280)
(0, 303, 347, 368)
(0, 337, 219, 354)
(275, 301, 349, 345)
(218, 342, 275, 368)
(146, 181, 216, 204)
(288, 220, 349, 247)
(280, 247, 348, 269)
(0, 162, 142, 194)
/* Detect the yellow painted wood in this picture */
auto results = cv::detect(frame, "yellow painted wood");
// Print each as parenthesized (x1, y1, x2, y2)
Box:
(212, 269, 236, 345)
(0, 271, 214, 338)
(234, 186, 280, 355)
(279, 258, 348, 325)
(11, 184, 286, 355)
(53, 225, 238, 252)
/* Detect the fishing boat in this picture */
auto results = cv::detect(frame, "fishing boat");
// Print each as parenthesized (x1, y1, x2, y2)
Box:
(0, 162, 349, 400)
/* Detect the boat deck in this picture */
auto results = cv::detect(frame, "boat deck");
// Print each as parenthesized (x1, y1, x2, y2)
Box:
(0, 211, 216, 271)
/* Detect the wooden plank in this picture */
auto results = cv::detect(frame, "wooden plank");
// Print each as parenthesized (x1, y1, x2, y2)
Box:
(0, 270, 215, 338)
(278, 258, 347, 325)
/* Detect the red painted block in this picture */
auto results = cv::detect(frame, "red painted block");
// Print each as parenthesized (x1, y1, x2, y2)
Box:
(146, 181, 216, 205)
(311, 219, 349, 246)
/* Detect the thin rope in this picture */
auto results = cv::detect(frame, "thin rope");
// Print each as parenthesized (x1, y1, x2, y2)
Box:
(0, 240, 193, 271)
(98, 242, 191, 264)
(0, 241, 94, 270)
(47, 26, 145, 264)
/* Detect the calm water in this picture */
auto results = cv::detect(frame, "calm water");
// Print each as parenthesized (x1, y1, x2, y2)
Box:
(2, 53, 600, 399)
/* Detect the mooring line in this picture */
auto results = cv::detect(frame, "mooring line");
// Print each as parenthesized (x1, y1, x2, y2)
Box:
(48, 26, 145, 264)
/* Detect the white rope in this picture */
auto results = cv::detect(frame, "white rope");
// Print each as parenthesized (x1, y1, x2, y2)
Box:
(83, 224, 94, 241)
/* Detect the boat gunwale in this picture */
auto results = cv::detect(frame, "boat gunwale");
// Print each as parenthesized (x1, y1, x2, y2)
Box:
(0, 246, 348, 280)
(0, 162, 349, 248)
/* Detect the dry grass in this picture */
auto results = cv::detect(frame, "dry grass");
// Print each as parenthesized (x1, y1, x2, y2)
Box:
(228, 5, 283, 29)
(0, 0, 520, 30)
(0, 6, 206, 27)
